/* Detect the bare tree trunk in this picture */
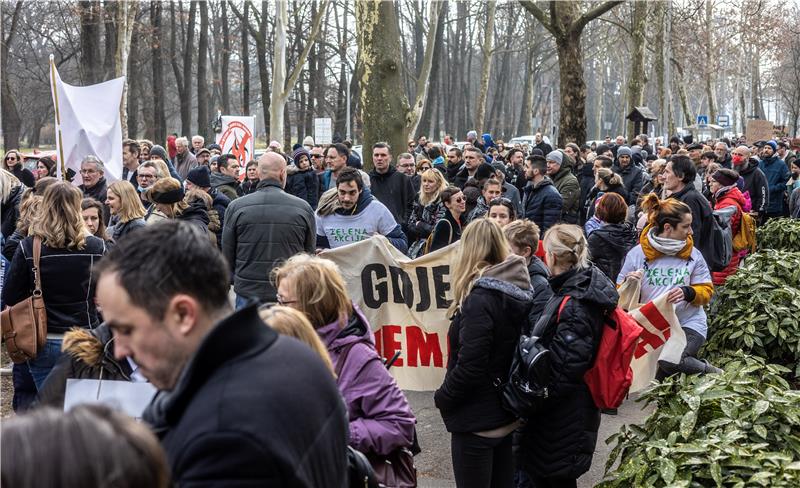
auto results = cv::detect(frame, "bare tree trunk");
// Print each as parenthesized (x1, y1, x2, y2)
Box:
(704, 0, 716, 123)
(241, 1, 250, 115)
(474, 1, 496, 134)
(104, 2, 117, 78)
(220, 0, 231, 114)
(150, 2, 166, 144)
(180, 1, 197, 136)
(653, 1, 665, 137)
(1, 1, 22, 151)
(79, 1, 102, 84)
(673, 60, 693, 127)
(356, 0, 410, 171)
(626, 0, 647, 138)
(416, 0, 446, 138)
(126, 25, 140, 138)
(517, 48, 535, 135)
(197, 2, 209, 140)
(169, 0, 185, 123)
(115, 1, 137, 138)
(405, 0, 443, 139)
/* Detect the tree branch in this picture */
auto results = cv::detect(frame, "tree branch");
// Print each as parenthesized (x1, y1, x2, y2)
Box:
(519, 0, 555, 37)
(572, 0, 624, 34)
(282, 0, 330, 97)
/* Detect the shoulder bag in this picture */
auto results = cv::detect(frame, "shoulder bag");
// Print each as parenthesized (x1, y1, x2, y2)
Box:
(1, 236, 48, 364)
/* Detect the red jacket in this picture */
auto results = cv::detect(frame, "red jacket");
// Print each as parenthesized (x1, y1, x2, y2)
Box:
(712, 186, 745, 285)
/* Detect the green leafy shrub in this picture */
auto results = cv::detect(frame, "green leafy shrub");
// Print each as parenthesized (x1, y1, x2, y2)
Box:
(600, 356, 800, 487)
(704, 251, 800, 376)
(757, 218, 800, 252)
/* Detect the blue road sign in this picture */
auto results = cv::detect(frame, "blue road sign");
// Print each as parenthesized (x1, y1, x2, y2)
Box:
(717, 115, 730, 126)
(697, 115, 709, 125)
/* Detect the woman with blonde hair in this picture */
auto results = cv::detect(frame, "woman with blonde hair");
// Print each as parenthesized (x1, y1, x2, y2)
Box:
(259, 305, 334, 375)
(583, 167, 628, 226)
(434, 218, 534, 488)
(3, 194, 43, 262)
(2, 181, 106, 389)
(105, 180, 146, 243)
(517, 224, 618, 488)
(406, 168, 448, 249)
(272, 254, 416, 477)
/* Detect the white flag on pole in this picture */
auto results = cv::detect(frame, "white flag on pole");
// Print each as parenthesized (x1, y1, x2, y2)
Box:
(50, 57, 125, 185)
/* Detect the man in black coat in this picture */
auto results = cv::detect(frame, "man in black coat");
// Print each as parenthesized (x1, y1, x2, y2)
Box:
(664, 155, 714, 264)
(611, 146, 644, 205)
(222, 152, 316, 306)
(732, 146, 768, 220)
(95, 221, 349, 487)
(368, 142, 415, 227)
(453, 147, 495, 189)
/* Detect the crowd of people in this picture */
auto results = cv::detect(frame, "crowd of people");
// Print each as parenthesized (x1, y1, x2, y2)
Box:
(1, 128, 798, 487)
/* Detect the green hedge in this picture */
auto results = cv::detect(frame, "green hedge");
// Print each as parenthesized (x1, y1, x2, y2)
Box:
(757, 218, 800, 252)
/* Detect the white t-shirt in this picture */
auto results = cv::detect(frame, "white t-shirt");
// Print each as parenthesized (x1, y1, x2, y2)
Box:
(618, 244, 712, 338)
(317, 200, 397, 248)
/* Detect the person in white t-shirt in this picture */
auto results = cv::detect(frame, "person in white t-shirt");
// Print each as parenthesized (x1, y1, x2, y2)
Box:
(316, 167, 408, 253)
(618, 193, 722, 377)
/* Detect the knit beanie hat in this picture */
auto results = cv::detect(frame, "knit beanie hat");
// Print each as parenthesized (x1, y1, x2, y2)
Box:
(292, 147, 311, 164)
(187, 166, 211, 188)
(149, 145, 169, 161)
(765, 140, 778, 152)
(617, 146, 632, 157)
(546, 150, 563, 165)
(712, 169, 739, 187)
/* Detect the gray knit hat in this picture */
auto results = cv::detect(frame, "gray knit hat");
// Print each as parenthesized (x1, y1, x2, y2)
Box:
(546, 150, 563, 165)
(617, 146, 632, 157)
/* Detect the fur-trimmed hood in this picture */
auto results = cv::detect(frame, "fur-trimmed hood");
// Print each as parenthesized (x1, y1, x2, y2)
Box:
(62, 324, 114, 366)
(473, 254, 534, 302)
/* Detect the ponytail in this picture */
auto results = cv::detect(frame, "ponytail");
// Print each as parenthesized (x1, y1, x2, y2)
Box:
(641, 194, 691, 233)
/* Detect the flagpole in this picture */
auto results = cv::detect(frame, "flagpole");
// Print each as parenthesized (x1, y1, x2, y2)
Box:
(49, 54, 67, 181)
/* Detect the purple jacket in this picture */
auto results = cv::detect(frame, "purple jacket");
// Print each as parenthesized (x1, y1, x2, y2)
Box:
(317, 305, 416, 456)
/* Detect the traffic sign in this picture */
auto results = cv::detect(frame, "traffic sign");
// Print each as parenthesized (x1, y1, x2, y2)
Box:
(697, 115, 709, 125)
(717, 115, 730, 127)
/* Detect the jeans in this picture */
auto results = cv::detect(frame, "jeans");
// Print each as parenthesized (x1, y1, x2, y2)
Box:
(27, 338, 63, 391)
(656, 327, 708, 378)
(12, 363, 37, 412)
(235, 294, 252, 311)
(451, 432, 513, 488)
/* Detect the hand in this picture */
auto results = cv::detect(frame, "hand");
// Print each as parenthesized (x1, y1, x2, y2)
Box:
(667, 288, 685, 304)
(626, 270, 644, 281)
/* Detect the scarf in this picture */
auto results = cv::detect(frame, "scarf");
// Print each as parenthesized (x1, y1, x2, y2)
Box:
(647, 227, 687, 256)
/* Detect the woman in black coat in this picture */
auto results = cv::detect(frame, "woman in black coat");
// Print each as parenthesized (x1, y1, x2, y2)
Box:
(435, 219, 534, 488)
(428, 186, 464, 252)
(2, 182, 106, 390)
(517, 224, 619, 488)
(583, 167, 629, 223)
(2, 150, 36, 187)
(407, 168, 448, 244)
(587, 193, 638, 282)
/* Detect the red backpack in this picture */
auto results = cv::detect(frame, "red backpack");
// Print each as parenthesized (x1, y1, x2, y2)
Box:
(558, 297, 643, 410)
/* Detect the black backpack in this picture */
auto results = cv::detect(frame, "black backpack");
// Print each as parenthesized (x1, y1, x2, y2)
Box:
(496, 295, 564, 419)
(707, 206, 736, 272)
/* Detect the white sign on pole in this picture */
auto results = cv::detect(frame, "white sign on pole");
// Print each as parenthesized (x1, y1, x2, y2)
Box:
(717, 115, 730, 127)
(215, 116, 256, 167)
(314, 118, 333, 145)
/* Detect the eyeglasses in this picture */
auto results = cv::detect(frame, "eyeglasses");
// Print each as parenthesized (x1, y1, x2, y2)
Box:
(311, 154, 323, 158)
(452, 197, 465, 203)
(276, 295, 296, 305)
(80, 169, 98, 175)
(5, 157, 17, 162)
(137, 173, 156, 179)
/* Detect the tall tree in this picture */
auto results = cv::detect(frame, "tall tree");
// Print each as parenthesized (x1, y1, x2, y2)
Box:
(115, 0, 137, 138)
(1, 1, 22, 151)
(405, 0, 444, 139)
(180, 1, 197, 136)
(78, 1, 102, 84)
(625, 0, 647, 137)
(269, 0, 330, 145)
(240, 1, 250, 115)
(150, 1, 166, 144)
(197, 2, 209, 140)
(220, 0, 231, 114)
(520, 0, 623, 145)
(230, 1, 271, 135)
(474, 1, 496, 134)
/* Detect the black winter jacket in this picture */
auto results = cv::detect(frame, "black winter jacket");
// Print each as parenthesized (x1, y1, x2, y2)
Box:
(737, 158, 768, 215)
(107, 217, 146, 244)
(587, 222, 638, 282)
(2, 235, 106, 334)
(453, 162, 495, 189)
(222, 179, 315, 302)
(527, 256, 552, 327)
(428, 208, 462, 252)
(522, 177, 563, 233)
(368, 166, 415, 225)
(143, 305, 349, 487)
(435, 256, 534, 433)
(669, 184, 714, 266)
(583, 185, 629, 222)
(2, 229, 24, 263)
(1, 184, 23, 239)
(80, 178, 110, 224)
(518, 266, 619, 479)
(407, 196, 446, 243)
(286, 165, 320, 209)
(238, 178, 260, 196)
(37, 324, 134, 409)
(576, 163, 595, 224)
(611, 163, 645, 205)
(209, 189, 230, 247)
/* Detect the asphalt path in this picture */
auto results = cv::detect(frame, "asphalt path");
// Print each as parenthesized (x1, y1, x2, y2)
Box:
(407, 390, 653, 487)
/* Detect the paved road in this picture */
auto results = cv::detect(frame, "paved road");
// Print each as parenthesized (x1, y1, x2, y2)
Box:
(407, 391, 653, 488)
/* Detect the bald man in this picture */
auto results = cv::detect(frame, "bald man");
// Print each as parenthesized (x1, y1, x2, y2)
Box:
(222, 152, 316, 308)
(732, 145, 768, 219)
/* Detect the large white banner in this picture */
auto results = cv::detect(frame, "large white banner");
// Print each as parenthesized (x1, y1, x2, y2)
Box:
(215, 116, 256, 169)
(322, 236, 457, 391)
(50, 58, 124, 185)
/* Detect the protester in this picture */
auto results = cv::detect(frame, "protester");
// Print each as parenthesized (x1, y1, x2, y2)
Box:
(446, 146, 464, 183)
(664, 155, 714, 265)
(3, 192, 42, 262)
(584, 167, 629, 226)
(320, 143, 371, 191)
(491, 161, 522, 215)
(185, 166, 230, 246)
(259, 305, 334, 375)
(732, 146, 768, 221)
(504, 219, 551, 322)
(546, 150, 580, 224)
(80, 197, 107, 240)
(121, 139, 141, 185)
(148, 144, 182, 181)
(184, 189, 220, 245)
(487, 197, 517, 227)
(1, 168, 24, 239)
(238, 160, 260, 196)
(138, 139, 153, 160)
(708, 169, 746, 285)
(397, 152, 418, 187)
(223, 152, 315, 307)
(287, 147, 321, 208)
(522, 155, 562, 233)
(1, 404, 170, 488)
(94, 221, 348, 486)
(147, 178, 209, 236)
(35, 156, 56, 180)
(316, 167, 408, 253)
(407, 168, 448, 245)
(172, 136, 198, 178)
(191, 135, 205, 154)
(435, 219, 533, 488)
(273, 255, 416, 464)
(78, 155, 110, 223)
(758, 140, 790, 219)
(619, 194, 721, 377)
(135, 160, 162, 209)
(587, 193, 638, 281)
(2, 149, 35, 187)
(611, 146, 644, 204)
(534, 132, 552, 154)
(369, 142, 415, 226)
(3, 182, 106, 389)
(105, 181, 147, 243)
(210, 153, 241, 200)
(640, 159, 668, 200)
(453, 147, 495, 189)
(518, 224, 618, 488)
(466, 177, 503, 223)
(429, 186, 465, 252)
